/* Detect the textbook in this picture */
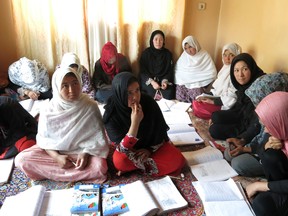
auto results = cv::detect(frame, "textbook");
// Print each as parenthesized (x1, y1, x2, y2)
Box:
(70, 184, 101, 214)
(0, 157, 14, 185)
(195, 93, 220, 100)
(192, 178, 255, 216)
(101, 184, 129, 216)
(182, 146, 238, 181)
(167, 123, 204, 145)
(120, 176, 188, 216)
(0, 185, 73, 216)
(19, 98, 50, 117)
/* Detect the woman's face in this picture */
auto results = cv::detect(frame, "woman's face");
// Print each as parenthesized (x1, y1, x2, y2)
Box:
(127, 81, 141, 108)
(60, 74, 81, 102)
(108, 56, 116, 64)
(152, 34, 164, 49)
(184, 43, 197, 56)
(233, 61, 251, 85)
(223, 50, 235, 65)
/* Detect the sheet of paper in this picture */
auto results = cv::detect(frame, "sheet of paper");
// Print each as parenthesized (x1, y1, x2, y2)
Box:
(0, 157, 14, 185)
(162, 111, 192, 125)
(182, 146, 223, 165)
(190, 159, 238, 181)
(167, 123, 195, 134)
(169, 131, 203, 145)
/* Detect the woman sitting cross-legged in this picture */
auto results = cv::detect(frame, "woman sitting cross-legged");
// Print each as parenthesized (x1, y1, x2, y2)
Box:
(103, 72, 186, 177)
(15, 67, 109, 183)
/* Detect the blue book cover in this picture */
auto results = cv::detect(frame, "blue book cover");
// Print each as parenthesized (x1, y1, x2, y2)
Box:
(70, 184, 101, 214)
(102, 184, 129, 216)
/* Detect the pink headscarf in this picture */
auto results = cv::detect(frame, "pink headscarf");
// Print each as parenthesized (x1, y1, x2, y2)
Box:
(255, 91, 288, 156)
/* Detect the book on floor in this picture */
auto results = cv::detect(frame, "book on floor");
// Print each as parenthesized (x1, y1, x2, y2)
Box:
(120, 176, 188, 216)
(167, 123, 204, 145)
(192, 178, 255, 216)
(182, 146, 238, 181)
(0, 185, 73, 216)
(101, 184, 129, 216)
(70, 184, 101, 214)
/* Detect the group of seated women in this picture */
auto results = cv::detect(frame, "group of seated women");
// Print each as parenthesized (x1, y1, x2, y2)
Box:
(1, 29, 288, 216)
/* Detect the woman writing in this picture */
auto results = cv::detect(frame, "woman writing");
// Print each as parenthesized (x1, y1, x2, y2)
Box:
(103, 72, 186, 176)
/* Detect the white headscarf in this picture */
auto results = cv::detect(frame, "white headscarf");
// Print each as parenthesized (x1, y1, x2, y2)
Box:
(174, 35, 217, 88)
(37, 67, 109, 158)
(211, 43, 242, 109)
(60, 53, 83, 77)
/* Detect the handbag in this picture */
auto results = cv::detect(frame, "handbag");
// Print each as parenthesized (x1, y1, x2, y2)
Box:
(192, 100, 221, 120)
(154, 89, 163, 101)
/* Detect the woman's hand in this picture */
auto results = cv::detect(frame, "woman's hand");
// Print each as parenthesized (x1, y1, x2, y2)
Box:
(161, 82, 168, 90)
(55, 154, 75, 169)
(134, 148, 151, 162)
(25, 89, 40, 100)
(151, 80, 161, 90)
(197, 97, 214, 104)
(74, 153, 89, 170)
(265, 136, 282, 150)
(246, 181, 269, 198)
(226, 137, 247, 157)
(131, 103, 144, 125)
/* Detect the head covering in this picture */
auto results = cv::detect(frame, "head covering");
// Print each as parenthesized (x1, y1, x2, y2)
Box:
(246, 72, 288, 107)
(255, 92, 288, 156)
(230, 53, 265, 91)
(8, 57, 50, 92)
(103, 72, 169, 148)
(139, 30, 173, 81)
(100, 42, 120, 78)
(221, 43, 242, 65)
(211, 43, 242, 108)
(174, 35, 217, 88)
(60, 52, 83, 76)
(37, 67, 108, 158)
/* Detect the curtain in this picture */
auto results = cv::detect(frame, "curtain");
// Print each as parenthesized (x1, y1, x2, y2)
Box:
(10, 0, 186, 76)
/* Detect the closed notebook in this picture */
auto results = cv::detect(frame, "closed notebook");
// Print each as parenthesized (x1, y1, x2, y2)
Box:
(102, 184, 129, 216)
(70, 184, 101, 214)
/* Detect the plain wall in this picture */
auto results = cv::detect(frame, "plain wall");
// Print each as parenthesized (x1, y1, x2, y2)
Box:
(0, 0, 17, 81)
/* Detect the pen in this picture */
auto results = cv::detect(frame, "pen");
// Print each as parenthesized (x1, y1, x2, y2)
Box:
(69, 159, 77, 166)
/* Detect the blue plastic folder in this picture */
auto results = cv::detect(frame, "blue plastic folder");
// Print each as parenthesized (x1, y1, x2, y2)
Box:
(70, 184, 101, 214)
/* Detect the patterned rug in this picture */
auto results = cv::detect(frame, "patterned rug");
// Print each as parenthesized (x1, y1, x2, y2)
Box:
(0, 111, 260, 215)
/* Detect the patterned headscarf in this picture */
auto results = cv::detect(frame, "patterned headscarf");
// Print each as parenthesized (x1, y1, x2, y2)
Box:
(245, 72, 288, 107)
(255, 92, 288, 156)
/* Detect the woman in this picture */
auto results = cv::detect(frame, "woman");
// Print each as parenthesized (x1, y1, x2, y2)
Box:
(139, 30, 175, 100)
(0, 96, 37, 159)
(174, 35, 217, 102)
(103, 72, 186, 176)
(15, 67, 109, 183)
(209, 53, 265, 144)
(59, 52, 95, 99)
(8, 57, 52, 100)
(193, 43, 242, 119)
(246, 92, 288, 216)
(92, 42, 132, 103)
(225, 72, 288, 177)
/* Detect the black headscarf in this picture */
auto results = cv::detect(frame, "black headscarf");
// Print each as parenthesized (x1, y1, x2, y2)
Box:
(230, 53, 265, 130)
(139, 30, 173, 82)
(103, 72, 169, 149)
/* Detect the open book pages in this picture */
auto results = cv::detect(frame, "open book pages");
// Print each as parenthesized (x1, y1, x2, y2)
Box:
(167, 123, 203, 145)
(192, 178, 255, 216)
(120, 176, 188, 216)
(0, 157, 14, 185)
(157, 99, 191, 112)
(0, 185, 74, 216)
(182, 146, 238, 181)
(19, 98, 50, 117)
(195, 93, 221, 100)
(0, 185, 46, 216)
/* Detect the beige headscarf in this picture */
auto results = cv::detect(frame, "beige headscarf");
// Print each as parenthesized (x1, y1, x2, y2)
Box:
(37, 67, 109, 158)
